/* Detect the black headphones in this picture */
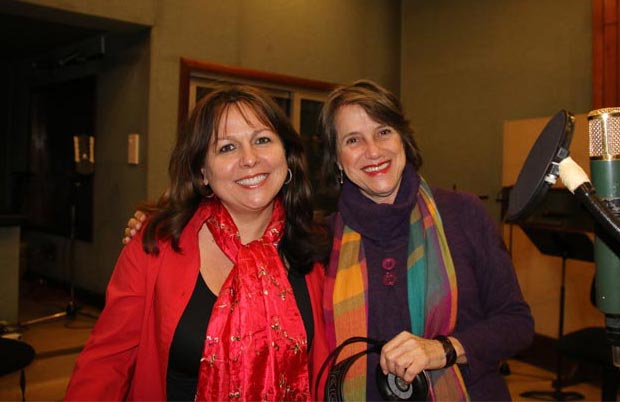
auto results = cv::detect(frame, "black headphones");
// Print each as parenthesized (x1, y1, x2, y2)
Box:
(316, 337, 430, 401)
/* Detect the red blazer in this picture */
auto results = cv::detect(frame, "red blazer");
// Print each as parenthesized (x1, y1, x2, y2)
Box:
(65, 204, 329, 401)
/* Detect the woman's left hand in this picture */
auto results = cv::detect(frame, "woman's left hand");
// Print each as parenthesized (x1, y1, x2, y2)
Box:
(379, 331, 447, 383)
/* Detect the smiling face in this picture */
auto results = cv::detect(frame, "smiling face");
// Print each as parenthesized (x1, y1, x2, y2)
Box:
(335, 104, 407, 204)
(201, 103, 288, 216)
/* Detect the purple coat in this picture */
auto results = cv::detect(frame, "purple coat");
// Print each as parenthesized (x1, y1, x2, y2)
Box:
(332, 164, 534, 401)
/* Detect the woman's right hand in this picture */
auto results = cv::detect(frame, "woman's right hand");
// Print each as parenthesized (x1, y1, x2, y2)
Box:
(379, 331, 445, 384)
(122, 211, 147, 244)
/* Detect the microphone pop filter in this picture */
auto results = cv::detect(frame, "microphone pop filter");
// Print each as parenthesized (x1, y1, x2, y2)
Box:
(505, 110, 575, 222)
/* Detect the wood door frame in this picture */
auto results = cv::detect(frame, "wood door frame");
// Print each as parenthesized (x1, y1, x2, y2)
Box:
(593, 0, 620, 108)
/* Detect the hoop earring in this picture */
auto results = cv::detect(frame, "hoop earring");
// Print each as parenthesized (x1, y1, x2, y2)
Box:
(204, 185, 215, 199)
(284, 168, 292, 185)
(338, 168, 344, 185)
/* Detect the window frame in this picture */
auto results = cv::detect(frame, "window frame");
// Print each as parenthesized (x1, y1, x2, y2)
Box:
(178, 57, 337, 131)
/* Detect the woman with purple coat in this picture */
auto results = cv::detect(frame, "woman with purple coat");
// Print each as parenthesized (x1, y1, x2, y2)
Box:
(319, 80, 534, 401)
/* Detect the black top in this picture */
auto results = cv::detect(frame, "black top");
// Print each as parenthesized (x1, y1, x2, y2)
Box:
(166, 270, 313, 402)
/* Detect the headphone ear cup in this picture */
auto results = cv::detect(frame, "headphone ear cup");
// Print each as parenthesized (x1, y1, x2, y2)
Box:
(410, 371, 430, 401)
(325, 358, 350, 401)
(375, 366, 430, 401)
(323, 338, 432, 402)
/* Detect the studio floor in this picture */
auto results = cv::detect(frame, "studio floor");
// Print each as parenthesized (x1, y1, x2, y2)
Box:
(0, 279, 604, 402)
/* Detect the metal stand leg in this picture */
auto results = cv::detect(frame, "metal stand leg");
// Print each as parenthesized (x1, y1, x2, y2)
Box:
(520, 256, 584, 401)
(18, 180, 98, 329)
(19, 368, 26, 402)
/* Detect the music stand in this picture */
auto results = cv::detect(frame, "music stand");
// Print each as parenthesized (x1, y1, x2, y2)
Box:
(519, 225, 594, 401)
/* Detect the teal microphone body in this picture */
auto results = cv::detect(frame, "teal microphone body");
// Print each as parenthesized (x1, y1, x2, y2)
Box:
(591, 159, 620, 313)
(588, 108, 620, 367)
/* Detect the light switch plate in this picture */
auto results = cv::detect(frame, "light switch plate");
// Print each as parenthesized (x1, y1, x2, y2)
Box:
(128, 133, 140, 165)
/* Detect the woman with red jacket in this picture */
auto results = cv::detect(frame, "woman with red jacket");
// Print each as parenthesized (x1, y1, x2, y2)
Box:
(65, 85, 330, 401)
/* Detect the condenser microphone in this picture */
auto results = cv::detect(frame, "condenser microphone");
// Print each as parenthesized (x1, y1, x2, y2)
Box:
(587, 108, 620, 367)
(73, 135, 95, 175)
(505, 109, 620, 368)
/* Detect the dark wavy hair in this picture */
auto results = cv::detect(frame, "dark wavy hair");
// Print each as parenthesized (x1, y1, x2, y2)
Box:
(142, 84, 329, 274)
(319, 79, 422, 190)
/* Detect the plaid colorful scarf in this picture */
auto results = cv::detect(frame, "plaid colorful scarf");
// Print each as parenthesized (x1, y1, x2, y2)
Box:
(323, 178, 469, 401)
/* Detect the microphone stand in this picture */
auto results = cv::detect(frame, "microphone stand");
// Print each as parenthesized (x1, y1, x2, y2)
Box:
(520, 251, 584, 401)
(19, 174, 98, 328)
(517, 226, 592, 401)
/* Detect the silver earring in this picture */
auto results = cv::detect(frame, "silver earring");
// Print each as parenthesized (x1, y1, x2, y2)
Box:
(204, 185, 215, 198)
(284, 168, 292, 185)
(338, 168, 344, 185)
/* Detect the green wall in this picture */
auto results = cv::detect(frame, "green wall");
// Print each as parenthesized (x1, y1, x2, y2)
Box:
(146, 0, 401, 199)
(12, 0, 401, 294)
(401, 0, 592, 220)
(9, 0, 594, 295)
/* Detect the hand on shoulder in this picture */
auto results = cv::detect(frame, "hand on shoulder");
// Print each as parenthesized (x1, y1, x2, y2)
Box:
(122, 210, 147, 244)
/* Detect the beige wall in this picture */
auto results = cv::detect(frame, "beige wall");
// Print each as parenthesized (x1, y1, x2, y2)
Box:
(401, 0, 592, 221)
